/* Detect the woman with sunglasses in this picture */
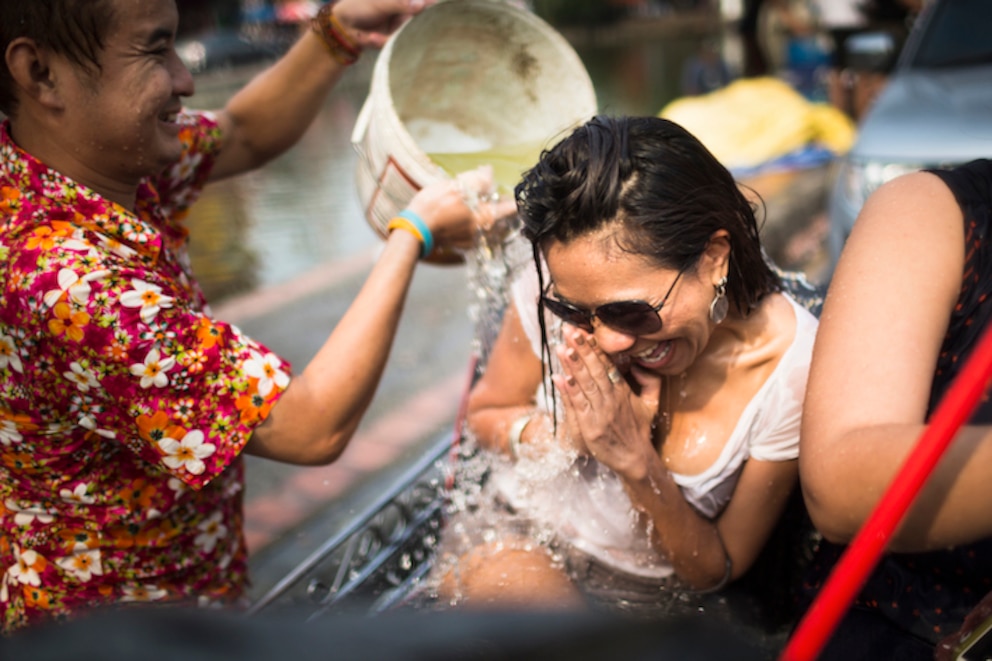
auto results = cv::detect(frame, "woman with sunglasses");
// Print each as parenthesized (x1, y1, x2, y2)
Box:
(433, 115, 819, 614)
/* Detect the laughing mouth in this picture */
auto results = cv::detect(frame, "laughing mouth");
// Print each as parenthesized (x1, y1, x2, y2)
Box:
(633, 340, 673, 366)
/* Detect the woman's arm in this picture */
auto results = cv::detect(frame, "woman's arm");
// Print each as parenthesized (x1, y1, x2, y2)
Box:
(626, 455, 798, 589)
(801, 171, 992, 551)
(466, 301, 547, 455)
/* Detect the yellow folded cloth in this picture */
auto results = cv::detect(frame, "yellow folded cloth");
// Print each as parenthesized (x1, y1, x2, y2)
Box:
(660, 77, 856, 171)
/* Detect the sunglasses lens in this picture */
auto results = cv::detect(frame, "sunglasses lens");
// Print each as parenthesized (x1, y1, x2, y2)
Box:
(597, 301, 663, 335)
(542, 297, 593, 332)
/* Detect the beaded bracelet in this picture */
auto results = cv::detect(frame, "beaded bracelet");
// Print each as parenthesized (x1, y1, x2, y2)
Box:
(386, 209, 434, 259)
(311, 3, 361, 66)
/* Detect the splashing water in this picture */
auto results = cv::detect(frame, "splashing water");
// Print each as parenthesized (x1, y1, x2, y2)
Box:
(461, 218, 532, 368)
(409, 228, 693, 615)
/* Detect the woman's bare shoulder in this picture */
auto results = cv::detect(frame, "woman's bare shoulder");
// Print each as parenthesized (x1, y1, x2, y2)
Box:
(855, 170, 962, 240)
(746, 291, 801, 359)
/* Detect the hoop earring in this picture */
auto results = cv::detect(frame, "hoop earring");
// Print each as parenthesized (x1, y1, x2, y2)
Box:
(709, 276, 728, 324)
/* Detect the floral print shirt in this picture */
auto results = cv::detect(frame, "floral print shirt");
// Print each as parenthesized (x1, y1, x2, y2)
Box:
(0, 112, 291, 634)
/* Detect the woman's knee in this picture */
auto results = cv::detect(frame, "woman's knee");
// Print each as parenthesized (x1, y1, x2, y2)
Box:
(441, 544, 585, 610)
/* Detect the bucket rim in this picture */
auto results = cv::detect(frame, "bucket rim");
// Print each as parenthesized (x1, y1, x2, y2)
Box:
(350, 0, 597, 153)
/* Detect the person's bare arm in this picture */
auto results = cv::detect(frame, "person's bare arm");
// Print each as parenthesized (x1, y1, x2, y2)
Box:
(209, 0, 429, 180)
(466, 301, 547, 455)
(244, 226, 419, 464)
(626, 454, 798, 589)
(801, 171, 992, 551)
(243, 169, 509, 464)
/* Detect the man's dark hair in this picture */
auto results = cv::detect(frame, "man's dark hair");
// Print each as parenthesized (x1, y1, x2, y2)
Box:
(0, 0, 117, 117)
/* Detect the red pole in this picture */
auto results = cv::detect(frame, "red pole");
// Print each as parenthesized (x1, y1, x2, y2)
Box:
(782, 322, 992, 661)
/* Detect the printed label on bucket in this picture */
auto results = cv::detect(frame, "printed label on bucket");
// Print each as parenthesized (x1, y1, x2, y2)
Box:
(366, 156, 422, 236)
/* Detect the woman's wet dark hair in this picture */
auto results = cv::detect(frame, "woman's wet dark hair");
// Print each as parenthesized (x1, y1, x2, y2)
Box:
(514, 115, 780, 415)
(0, 0, 117, 117)
(515, 114, 779, 313)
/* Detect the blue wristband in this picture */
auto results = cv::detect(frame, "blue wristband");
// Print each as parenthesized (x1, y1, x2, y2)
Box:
(397, 209, 434, 259)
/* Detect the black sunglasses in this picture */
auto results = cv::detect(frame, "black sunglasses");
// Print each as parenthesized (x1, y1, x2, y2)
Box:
(541, 268, 685, 336)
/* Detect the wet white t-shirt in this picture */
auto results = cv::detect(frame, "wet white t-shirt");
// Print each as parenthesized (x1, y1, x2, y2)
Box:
(497, 263, 818, 579)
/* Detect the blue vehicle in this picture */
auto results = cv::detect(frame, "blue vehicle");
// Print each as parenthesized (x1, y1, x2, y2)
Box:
(826, 0, 992, 275)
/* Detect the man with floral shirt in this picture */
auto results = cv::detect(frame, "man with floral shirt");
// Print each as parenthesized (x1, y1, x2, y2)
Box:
(0, 0, 509, 634)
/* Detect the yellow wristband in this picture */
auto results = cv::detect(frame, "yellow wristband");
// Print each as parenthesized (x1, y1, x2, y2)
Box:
(387, 217, 429, 258)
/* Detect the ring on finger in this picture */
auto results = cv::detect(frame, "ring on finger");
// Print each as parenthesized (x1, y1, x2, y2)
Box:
(606, 368, 622, 385)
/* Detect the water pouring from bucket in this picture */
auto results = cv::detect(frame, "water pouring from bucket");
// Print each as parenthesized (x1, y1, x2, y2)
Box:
(351, 0, 598, 263)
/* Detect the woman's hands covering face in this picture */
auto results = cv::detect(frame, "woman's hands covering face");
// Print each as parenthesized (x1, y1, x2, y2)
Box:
(551, 325, 663, 479)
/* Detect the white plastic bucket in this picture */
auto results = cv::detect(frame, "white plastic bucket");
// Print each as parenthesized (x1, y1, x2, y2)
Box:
(351, 0, 597, 247)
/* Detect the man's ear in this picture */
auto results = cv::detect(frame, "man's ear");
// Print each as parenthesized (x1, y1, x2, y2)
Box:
(5, 38, 65, 111)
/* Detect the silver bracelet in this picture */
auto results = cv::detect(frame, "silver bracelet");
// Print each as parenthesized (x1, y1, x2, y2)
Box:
(507, 413, 533, 460)
(692, 554, 733, 594)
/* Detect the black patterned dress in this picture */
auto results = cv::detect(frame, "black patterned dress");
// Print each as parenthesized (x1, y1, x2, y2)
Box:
(803, 159, 992, 659)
